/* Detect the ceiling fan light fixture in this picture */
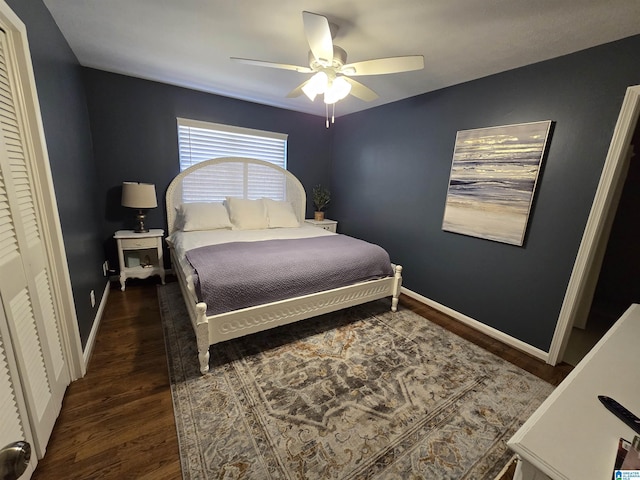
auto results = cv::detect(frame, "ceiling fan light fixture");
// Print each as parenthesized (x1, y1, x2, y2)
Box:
(324, 76, 351, 104)
(233, 12, 423, 125)
(302, 71, 328, 101)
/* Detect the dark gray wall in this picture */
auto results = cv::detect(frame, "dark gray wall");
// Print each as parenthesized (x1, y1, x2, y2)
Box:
(81, 69, 333, 269)
(593, 122, 640, 315)
(7, 0, 104, 348)
(332, 34, 640, 351)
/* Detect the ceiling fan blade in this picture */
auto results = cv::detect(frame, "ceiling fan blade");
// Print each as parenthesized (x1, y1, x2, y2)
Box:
(341, 55, 424, 76)
(302, 11, 333, 66)
(230, 57, 312, 73)
(342, 77, 378, 102)
(286, 79, 311, 98)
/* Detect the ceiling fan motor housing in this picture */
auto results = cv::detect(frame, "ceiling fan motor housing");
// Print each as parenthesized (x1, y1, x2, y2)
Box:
(309, 45, 347, 70)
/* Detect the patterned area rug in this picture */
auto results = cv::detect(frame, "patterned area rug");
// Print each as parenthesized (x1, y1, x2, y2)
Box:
(158, 283, 552, 479)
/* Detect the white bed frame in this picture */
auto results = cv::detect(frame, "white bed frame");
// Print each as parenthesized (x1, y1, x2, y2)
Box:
(166, 157, 403, 374)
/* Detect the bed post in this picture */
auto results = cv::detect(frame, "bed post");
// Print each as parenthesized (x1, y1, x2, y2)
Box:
(391, 265, 403, 312)
(195, 303, 210, 374)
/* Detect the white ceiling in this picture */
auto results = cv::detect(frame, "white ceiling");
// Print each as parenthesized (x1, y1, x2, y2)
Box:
(42, 0, 640, 118)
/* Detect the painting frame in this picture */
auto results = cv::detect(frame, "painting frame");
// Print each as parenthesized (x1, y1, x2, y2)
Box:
(442, 120, 553, 246)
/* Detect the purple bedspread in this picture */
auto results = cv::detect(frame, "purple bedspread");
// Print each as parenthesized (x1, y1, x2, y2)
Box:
(185, 234, 394, 315)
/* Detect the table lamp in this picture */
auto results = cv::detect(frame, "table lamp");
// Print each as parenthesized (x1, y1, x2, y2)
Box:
(121, 182, 157, 233)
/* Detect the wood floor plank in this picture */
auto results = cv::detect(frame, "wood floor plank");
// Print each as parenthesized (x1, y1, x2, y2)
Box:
(31, 280, 571, 479)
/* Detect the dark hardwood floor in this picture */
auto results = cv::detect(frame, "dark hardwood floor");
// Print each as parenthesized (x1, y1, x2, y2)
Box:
(31, 280, 181, 480)
(31, 279, 572, 479)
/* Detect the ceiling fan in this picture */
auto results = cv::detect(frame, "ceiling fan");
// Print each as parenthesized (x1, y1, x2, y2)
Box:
(231, 11, 424, 126)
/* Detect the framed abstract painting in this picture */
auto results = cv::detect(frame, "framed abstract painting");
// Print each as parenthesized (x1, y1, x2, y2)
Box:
(442, 120, 553, 246)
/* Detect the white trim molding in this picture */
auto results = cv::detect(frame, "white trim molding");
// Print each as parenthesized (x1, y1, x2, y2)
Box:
(548, 85, 640, 365)
(401, 287, 550, 362)
(83, 281, 111, 369)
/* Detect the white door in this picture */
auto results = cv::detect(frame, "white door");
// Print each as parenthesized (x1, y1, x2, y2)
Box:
(0, 29, 69, 459)
(0, 297, 36, 477)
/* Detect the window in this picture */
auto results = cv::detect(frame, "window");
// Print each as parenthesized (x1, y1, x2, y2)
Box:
(177, 118, 288, 202)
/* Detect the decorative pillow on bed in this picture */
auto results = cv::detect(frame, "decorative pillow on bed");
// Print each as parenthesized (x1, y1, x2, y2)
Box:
(178, 202, 233, 231)
(225, 197, 269, 230)
(263, 198, 300, 228)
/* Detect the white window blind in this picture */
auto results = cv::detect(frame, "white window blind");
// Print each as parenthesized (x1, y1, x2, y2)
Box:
(177, 118, 288, 203)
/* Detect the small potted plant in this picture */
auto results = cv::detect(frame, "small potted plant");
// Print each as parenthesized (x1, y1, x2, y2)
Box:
(312, 184, 330, 221)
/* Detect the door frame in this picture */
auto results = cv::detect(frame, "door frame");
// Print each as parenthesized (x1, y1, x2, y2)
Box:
(0, 1, 84, 380)
(548, 85, 640, 365)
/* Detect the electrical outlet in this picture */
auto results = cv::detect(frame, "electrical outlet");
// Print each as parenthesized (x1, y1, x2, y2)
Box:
(90, 290, 95, 308)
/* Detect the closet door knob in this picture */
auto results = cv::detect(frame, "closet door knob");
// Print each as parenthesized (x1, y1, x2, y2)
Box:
(0, 441, 31, 480)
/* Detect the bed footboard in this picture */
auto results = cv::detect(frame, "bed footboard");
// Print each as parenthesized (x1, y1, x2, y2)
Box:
(202, 266, 401, 374)
(172, 248, 403, 374)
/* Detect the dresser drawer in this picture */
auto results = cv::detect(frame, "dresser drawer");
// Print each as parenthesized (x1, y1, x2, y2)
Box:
(120, 237, 157, 249)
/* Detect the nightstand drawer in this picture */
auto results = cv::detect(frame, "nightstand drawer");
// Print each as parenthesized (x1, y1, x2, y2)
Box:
(304, 219, 337, 233)
(120, 237, 158, 249)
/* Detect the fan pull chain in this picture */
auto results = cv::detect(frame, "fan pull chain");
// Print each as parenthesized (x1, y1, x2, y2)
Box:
(324, 103, 338, 128)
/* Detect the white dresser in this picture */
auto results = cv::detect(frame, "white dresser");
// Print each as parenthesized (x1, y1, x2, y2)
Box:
(508, 304, 640, 480)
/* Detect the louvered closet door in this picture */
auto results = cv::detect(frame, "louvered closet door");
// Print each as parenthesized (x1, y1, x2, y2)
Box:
(0, 29, 68, 458)
(0, 300, 36, 477)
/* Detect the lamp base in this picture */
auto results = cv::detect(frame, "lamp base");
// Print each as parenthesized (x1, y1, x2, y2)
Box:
(133, 210, 149, 233)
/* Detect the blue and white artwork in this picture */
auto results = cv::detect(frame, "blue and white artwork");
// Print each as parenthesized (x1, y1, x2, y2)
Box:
(442, 121, 552, 246)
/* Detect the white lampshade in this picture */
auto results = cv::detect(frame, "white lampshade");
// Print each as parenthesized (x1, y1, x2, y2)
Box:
(121, 182, 157, 209)
(324, 76, 352, 104)
(302, 71, 328, 101)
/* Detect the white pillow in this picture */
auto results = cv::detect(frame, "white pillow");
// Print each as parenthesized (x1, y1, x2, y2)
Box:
(178, 203, 233, 231)
(263, 198, 300, 228)
(226, 197, 268, 230)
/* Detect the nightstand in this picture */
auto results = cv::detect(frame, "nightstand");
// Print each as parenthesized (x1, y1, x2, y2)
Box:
(114, 229, 166, 291)
(305, 218, 338, 233)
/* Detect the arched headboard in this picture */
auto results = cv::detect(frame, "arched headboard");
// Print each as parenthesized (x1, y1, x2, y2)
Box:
(166, 157, 306, 235)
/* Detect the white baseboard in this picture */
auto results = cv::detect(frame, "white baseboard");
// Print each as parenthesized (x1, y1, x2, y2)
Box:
(401, 287, 550, 363)
(83, 280, 111, 369)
